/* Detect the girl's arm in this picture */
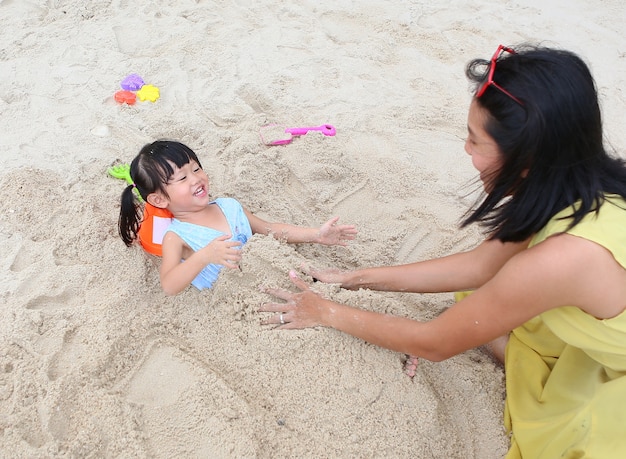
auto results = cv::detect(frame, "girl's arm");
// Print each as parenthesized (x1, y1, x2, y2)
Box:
(159, 232, 242, 295)
(245, 209, 357, 246)
(309, 237, 530, 294)
(260, 233, 626, 360)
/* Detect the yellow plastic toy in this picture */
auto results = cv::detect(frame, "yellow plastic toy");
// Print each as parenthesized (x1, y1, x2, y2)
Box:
(137, 84, 160, 102)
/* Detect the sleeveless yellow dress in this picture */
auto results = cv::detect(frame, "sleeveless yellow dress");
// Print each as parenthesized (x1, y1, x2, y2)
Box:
(504, 195, 626, 458)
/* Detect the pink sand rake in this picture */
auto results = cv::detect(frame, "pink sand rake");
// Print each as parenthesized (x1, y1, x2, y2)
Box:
(259, 124, 336, 145)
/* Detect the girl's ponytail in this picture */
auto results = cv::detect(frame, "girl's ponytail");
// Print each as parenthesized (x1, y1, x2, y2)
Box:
(118, 184, 142, 246)
(118, 140, 200, 247)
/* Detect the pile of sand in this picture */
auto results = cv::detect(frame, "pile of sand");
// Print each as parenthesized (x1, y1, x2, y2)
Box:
(1, 1, 624, 457)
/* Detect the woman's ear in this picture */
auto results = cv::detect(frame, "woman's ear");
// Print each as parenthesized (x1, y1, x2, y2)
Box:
(146, 193, 168, 208)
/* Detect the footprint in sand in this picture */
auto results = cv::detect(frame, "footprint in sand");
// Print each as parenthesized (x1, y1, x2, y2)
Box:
(25, 289, 73, 310)
(122, 344, 257, 457)
(0, 360, 15, 401)
(46, 329, 84, 381)
(125, 345, 195, 407)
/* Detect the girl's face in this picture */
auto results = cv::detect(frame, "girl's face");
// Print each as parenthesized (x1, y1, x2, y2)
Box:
(464, 100, 503, 191)
(162, 160, 211, 212)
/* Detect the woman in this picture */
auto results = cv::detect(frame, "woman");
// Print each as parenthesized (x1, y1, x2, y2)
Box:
(259, 45, 626, 458)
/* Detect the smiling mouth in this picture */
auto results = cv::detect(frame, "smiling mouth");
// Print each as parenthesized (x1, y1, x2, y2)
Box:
(193, 186, 205, 196)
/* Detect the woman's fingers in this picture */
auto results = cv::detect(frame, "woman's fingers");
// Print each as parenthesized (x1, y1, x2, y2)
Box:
(299, 263, 316, 278)
(260, 310, 291, 326)
(258, 272, 319, 328)
(261, 287, 294, 302)
(258, 301, 295, 313)
(288, 270, 310, 290)
(260, 271, 309, 301)
(259, 307, 302, 329)
(260, 311, 306, 329)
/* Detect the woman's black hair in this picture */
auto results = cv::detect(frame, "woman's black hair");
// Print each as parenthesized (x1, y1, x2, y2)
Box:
(462, 44, 626, 242)
(118, 140, 202, 246)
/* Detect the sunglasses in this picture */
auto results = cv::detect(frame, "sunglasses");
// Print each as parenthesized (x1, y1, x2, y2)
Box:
(476, 45, 524, 105)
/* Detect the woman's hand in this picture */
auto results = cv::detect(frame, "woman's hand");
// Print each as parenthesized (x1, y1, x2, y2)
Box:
(302, 263, 352, 286)
(198, 234, 242, 268)
(259, 271, 331, 329)
(316, 217, 357, 246)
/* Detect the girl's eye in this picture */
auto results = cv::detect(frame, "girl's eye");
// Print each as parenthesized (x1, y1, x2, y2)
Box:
(193, 167, 200, 172)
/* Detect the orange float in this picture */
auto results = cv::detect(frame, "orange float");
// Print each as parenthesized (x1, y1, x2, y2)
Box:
(137, 203, 174, 256)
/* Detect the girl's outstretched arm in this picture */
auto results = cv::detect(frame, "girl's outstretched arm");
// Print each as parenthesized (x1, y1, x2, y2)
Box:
(245, 210, 357, 246)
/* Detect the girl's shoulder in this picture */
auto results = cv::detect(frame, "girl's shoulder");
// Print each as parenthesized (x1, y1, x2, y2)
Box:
(213, 197, 244, 212)
(213, 196, 239, 205)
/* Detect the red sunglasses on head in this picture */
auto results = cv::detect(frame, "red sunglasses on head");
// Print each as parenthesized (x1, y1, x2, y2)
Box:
(476, 44, 524, 106)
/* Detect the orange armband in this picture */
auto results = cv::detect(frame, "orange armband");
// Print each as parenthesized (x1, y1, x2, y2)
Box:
(138, 203, 174, 256)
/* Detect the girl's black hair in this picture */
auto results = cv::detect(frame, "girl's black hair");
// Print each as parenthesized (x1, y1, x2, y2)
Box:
(463, 44, 626, 242)
(118, 140, 202, 246)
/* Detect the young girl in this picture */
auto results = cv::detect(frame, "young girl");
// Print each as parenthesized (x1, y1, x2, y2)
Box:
(118, 140, 357, 295)
(260, 45, 626, 458)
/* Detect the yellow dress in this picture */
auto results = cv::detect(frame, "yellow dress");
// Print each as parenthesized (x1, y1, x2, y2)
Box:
(504, 195, 626, 458)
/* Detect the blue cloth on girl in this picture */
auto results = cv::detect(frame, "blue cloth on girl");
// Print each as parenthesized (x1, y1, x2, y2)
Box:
(165, 197, 252, 290)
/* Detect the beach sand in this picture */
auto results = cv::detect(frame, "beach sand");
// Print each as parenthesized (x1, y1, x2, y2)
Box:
(1, 1, 625, 457)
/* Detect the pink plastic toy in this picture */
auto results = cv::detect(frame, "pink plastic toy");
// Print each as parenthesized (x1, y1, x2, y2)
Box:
(260, 124, 336, 145)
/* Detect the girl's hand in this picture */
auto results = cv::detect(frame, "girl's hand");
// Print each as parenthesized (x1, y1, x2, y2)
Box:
(316, 217, 357, 246)
(198, 234, 242, 268)
(259, 271, 330, 329)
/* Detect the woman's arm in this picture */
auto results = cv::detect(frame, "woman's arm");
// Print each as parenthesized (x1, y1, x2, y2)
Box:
(245, 209, 357, 246)
(261, 269, 527, 361)
(310, 237, 530, 294)
(260, 233, 626, 360)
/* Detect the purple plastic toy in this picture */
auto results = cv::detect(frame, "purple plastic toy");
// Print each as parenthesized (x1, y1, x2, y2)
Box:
(120, 73, 145, 91)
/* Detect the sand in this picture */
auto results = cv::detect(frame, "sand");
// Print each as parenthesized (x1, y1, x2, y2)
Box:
(1, 1, 625, 457)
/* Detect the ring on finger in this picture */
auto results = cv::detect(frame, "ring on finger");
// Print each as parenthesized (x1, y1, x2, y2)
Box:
(279, 313, 285, 325)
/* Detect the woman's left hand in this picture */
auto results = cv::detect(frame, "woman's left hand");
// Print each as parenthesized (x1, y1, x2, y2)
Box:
(259, 271, 330, 329)
(317, 217, 358, 246)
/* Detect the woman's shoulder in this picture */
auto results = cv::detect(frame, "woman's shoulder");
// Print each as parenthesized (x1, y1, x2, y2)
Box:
(532, 194, 626, 243)
(530, 194, 626, 276)
(569, 194, 626, 268)
(601, 193, 626, 214)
